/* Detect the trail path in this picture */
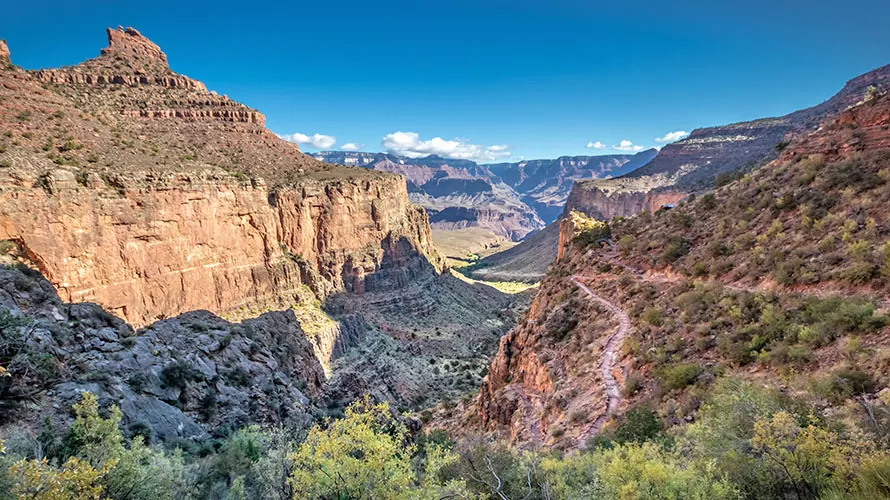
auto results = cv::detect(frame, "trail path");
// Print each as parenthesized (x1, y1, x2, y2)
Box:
(567, 241, 887, 445)
(570, 275, 630, 437)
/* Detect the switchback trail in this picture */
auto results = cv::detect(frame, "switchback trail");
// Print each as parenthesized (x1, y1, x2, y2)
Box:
(570, 275, 630, 437)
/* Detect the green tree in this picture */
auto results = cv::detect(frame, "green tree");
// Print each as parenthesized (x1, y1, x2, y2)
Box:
(593, 442, 740, 500)
(288, 396, 468, 499)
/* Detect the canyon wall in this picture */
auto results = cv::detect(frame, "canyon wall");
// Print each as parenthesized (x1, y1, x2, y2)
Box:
(0, 170, 441, 327)
(563, 179, 687, 220)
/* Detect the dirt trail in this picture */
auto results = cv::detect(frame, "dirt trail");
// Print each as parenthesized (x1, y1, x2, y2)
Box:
(570, 275, 630, 438)
(568, 242, 886, 445)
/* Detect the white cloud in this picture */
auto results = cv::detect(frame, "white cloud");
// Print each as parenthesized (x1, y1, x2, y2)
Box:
(613, 140, 645, 152)
(278, 132, 336, 149)
(340, 143, 364, 151)
(381, 131, 511, 161)
(586, 141, 606, 149)
(655, 130, 689, 143)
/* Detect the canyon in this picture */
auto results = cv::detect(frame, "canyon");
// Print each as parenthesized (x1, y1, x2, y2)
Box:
(313, 149, 658, 244)
(473, 86, 890, 450)
(0, 27, 514, 440)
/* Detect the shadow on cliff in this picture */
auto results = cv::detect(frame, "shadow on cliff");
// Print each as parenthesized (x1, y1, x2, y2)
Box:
(316, 236, 522, 409)
(0, 262, 324, 443)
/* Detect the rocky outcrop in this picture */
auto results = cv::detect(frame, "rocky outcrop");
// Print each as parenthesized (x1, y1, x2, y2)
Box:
(427, 206, 542, 241)
(0, 263, 323, 441)
(0, 28, 444, 328)
(489, 150, 658, 223)
(103, 26, 168, 63)
(0, 40, 9, 61)
(564, 179, 687, 220)
(314, 152, 545, 241)
(120, 100, 265, 124)
(32, 69, 205, 90)
(786, 90, 890, 159)
(33, 27, 204, 90)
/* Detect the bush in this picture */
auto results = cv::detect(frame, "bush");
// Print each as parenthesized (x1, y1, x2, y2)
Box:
(613, 407, 662, 444)
(812, 368, 879, 405)
(659, 363, 703, 391)
(662, 237, 691, 263)
(160, 360, 201, 390)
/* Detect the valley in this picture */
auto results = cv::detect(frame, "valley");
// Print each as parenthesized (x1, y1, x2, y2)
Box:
(1, 12, 890, 500)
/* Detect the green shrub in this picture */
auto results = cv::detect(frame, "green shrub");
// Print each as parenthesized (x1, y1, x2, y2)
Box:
(160, 360, 201, 390)
(659, 362, 703, 391)
(613, 407, 662, 444)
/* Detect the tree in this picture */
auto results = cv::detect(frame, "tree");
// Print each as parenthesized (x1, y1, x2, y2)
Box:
(288, 396, 468, 500)
(593, 442, 740, 500)
(10, 456, 112, 500)
(751, 412, 863, 500)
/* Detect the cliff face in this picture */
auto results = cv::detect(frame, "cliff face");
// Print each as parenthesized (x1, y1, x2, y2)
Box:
(0, 171, 438, 327)
(563, 179, 686, 220)
(0, 28, 443, 328)
(489, 150, 658, 223)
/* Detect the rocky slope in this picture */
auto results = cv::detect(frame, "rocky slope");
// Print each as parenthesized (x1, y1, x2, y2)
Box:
(475, 91, 890, 449)
(464, 222, 560, 283)
(0, 262, 324, 440)
(573, 63, 890, 220)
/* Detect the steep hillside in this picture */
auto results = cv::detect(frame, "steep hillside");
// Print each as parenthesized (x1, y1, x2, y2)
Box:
(464, 222, 560, 283)
(476, 92, 890, 451)
(0, 28, 516, 441)
(572, 63, 890, 221)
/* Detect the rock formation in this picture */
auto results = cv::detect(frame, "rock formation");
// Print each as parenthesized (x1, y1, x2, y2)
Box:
(488, 150, 658, 222)
(563, 178, 687, 221)
(0, 28, 444, 328)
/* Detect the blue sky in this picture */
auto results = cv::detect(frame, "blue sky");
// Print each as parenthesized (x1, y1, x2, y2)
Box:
(4, 0, 890, 162)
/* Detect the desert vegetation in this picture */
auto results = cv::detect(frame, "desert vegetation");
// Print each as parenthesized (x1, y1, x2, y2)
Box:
(4, 383, 890, 499)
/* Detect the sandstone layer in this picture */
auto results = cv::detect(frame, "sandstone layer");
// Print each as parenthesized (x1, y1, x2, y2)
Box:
(0, 29, 443, 327)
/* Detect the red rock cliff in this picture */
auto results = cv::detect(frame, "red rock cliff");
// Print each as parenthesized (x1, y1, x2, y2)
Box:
(0, 29, 444, 327)
(564, 179, 686, 221)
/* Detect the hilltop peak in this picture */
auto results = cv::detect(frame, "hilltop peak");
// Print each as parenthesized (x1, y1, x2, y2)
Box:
(100, 26, 168, 67)
(0, 39, 9, 60)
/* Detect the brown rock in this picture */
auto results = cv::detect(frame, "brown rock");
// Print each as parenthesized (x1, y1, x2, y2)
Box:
(0, 39, 9, 60)
(0, 28, 445, 327)
(564, 179, 686, 220)
(0, 175, 443, 327)
(102, 26, 168, 65)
